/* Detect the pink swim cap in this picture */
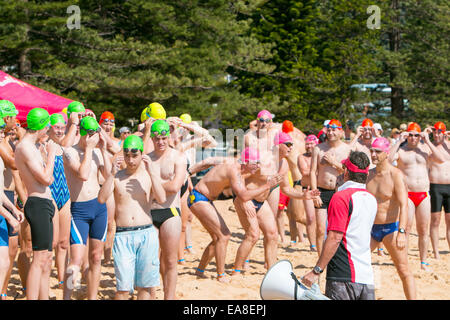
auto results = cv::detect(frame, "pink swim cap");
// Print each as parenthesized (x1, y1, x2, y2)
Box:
(371, 137, 390, 154)
(257, 109, 273, 119)
(273, 131, 293, 145)
(241, 147, 260, 164)
(305, 134, 319, 145)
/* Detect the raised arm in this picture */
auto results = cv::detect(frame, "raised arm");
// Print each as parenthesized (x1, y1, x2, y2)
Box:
(23, 141, 57, 186)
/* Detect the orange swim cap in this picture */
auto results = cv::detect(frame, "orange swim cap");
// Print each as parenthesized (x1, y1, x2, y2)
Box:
(99, 111, 114, 124)
(361, 118, 373, 127)
(327, 119, 342, 130)
(282, 120, 294, 133)
(434, 121, 446, 132)
(407, 122, 421, 133)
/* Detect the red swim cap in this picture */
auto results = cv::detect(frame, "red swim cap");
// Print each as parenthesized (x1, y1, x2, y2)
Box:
(99, 111, 114, 125)
(362, 118, 374, 127)
(282, 120, 294, 133)
(407, 122, 421, 133)
(327, 119, 342, 130)
(434, 121, 446, 132)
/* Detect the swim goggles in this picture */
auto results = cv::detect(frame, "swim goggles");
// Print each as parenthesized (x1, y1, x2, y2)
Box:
(258, 118, 271, 123)
(123, 148, 140, 154)
(326, 124, 342, 129)
(283, 142, 293, 147)
(101, 118, 114, 123)
(151, 130, 169, 137)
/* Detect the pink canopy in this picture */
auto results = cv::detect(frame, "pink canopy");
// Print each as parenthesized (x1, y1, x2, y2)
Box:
(0, 71, 73, 121)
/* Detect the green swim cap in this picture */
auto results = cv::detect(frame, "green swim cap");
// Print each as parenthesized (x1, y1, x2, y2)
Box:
(0, 100, 18, 117)
(0, 117, 5, 129)
(50, 113, 66, 126)
(67, 101, 85, 117)
(27, 108, 50, 131)
(123, 135, 143, 152)
(151, 119, 170, 137)
(79, 116, 100, 136)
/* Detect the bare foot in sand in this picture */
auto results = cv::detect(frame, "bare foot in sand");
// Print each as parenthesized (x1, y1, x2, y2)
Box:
(195, 269, 208, 279)
(217, 274, 230, 283)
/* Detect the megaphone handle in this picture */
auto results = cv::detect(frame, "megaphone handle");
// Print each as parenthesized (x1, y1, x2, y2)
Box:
(290, 272, 302, 300)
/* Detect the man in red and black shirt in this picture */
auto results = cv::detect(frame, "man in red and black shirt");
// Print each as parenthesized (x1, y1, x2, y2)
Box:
(302, 151, 377, 300)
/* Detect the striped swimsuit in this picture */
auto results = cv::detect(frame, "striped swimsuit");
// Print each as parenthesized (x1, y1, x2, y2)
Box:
(50, 155, 70, 210)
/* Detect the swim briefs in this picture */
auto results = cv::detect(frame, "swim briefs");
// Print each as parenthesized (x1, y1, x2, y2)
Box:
(150, 207, 180, 229)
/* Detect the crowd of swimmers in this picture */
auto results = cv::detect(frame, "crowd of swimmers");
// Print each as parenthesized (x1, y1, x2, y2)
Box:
(0, 99, 448, 300)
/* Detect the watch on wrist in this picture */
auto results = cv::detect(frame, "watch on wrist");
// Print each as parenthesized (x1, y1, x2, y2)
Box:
(313, 266, 323, 275)
(398, 228, 405, 234)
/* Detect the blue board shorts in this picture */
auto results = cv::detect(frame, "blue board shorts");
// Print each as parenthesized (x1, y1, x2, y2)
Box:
(70, 198, 108, 245)
(113, 224, 160, 291)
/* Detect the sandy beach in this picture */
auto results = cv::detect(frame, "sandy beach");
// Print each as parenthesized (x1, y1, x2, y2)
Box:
(5, 199, 450, 300)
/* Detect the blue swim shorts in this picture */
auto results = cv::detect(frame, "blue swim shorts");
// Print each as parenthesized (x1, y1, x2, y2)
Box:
(70, 198, 108, 245)
(113, 225, 160, 291)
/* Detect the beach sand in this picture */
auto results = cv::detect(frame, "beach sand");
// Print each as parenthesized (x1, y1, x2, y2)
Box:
(6, 199, 450, 300)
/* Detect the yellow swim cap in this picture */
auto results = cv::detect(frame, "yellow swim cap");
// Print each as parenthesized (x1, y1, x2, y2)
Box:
(146, 102, 166, 120)
(140, 108, 149, 123)
(180, 113, 192, 124)
(62, 107, 68, 114)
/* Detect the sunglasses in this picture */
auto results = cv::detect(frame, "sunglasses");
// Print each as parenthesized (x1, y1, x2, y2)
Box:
(283, 142, 293, 147)
(101, 118, 115, 123)
(408, 133, 420, 137)
(151, 130, 169, 137)
(123, 148, 141, 154)
(258, 118, 271, 123)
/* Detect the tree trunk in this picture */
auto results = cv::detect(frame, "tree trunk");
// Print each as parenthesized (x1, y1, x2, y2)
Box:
(389, 0, 404, 117)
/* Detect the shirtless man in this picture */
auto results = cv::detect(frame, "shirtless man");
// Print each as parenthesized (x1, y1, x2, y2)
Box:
(280, 121, 308, 246)
(298, 134, 320, 251)
(15, 108, 57, 300)
(187, 147, 282, 282)
(244, 110, 281, 226)
(0, 111, 30, 297)
(427, 122, 450, 259)
(349, 118, 380, 167)
(310, 119, 351, 256)
(0, 118, 25, 299)
(367, 137, 416, 299)
(169, 117, 217, 264)
(62, 116, 112, 299)
(231, 132, 320, 275)
(148, 120, 186, 300)
(389, 122, 447, 270)
(98, 135, 166, 300)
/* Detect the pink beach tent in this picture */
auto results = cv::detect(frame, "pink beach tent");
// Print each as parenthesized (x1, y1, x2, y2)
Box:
(0, 71, 73, 122)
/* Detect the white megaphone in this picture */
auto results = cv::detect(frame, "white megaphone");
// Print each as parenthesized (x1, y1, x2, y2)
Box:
(260, 259, 330, 300)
